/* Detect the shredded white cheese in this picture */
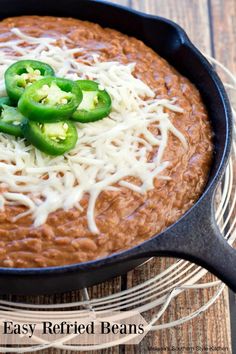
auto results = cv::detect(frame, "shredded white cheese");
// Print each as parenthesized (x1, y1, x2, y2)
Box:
(0, 28, 187, 233)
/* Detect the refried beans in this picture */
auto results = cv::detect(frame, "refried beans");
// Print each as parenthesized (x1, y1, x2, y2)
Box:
(0, 16, 213, 268)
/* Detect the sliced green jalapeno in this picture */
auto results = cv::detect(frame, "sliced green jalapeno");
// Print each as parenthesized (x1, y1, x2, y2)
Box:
(0, 103, 24, 137)
(71, 80, 111, 123)
(18, 77, 83, 123)
(5, 60, 55, 104)
(21, 119, 78, 156)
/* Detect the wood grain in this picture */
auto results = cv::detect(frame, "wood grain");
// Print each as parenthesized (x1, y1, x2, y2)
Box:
(131, 0, 212, 55)
(1, 1, 235, 354)
(210, 0, 236, 73)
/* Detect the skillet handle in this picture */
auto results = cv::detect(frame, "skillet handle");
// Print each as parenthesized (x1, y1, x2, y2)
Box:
(131, 193, 236, 292)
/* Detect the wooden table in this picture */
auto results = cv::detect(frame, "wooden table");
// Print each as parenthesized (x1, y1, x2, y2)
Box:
(3, 1, 236, 353)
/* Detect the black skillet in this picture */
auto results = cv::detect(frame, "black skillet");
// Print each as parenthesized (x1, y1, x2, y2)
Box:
(0, 0, 235, 295)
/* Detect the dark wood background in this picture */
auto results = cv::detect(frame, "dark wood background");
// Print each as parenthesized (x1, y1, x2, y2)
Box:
(3, 1, 236, 353)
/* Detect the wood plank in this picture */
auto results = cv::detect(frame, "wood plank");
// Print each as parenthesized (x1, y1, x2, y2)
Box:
(210, 0, 236, 73)
(131, 0, 212, 55)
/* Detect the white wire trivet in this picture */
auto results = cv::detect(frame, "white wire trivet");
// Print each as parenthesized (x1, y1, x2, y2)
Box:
(0, 56, 235, 352)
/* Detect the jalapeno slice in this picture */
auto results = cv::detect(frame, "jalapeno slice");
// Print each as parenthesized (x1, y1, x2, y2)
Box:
(18, 77, 83, 123)
(5, 60, 55, 104)
(71, 80, 111, 123)
(21, 119, 78, 156)
(0, 103, 24, 138)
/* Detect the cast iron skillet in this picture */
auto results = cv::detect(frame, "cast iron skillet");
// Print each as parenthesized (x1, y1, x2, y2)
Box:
(0, 0, 235, 295)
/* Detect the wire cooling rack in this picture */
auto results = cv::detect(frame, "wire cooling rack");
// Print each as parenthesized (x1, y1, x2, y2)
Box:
(0, 57, 235, 352)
